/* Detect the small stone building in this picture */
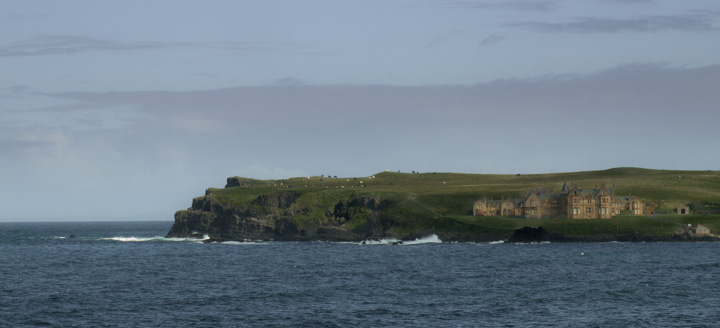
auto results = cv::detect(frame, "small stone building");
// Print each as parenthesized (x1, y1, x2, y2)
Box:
(694, 224, 711, 236)
(676, 206, 690, 215)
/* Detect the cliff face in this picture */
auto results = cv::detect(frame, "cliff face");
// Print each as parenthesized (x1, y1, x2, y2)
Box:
(167, 187, 391, 241)
(168, 196, 293, 240)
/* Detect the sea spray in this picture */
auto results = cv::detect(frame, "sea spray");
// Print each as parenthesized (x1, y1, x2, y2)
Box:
(221, 241, 269, 246)
(100, 235, 209, 242)
(360, 234, 442, 245)
(402, 234, 442, 245)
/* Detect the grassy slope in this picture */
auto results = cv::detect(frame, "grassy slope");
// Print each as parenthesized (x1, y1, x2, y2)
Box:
(203, 168, 720, 237)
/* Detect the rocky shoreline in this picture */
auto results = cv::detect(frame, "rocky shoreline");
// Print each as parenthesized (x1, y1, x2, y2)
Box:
(179, 226, 719, 244)
(504, 226, 720, 243)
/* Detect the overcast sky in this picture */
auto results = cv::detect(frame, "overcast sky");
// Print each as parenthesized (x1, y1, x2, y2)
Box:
(2, 0, 719, 221)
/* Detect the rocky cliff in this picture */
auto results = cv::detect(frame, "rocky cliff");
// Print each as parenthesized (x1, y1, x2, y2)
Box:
(167, 177, 405, 241)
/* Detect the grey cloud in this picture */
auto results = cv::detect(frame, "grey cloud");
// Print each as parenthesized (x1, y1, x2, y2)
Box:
(7, 85, 31, 93)
(478, 35, 506, 47)
(441, 0, 560, 11)
(40, 64, 720, 136)
(509, 12, 718, 33)
(0, 35, 308, 57)
(0, 138, 48, 153)
(28, 100, 117, 113)
(0, 36, 169, 57)
(425, 30, 464, 48)
(272, 77, 306, 86)
(191, 72, 220, 79)
(604, 0, 655, 4)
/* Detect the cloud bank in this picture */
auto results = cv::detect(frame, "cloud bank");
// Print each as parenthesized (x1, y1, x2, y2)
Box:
(1, 64, 718, 219)
(0, 35, 307, 57)
(509, 12, 719, 33)
(442, 0, 561, 12)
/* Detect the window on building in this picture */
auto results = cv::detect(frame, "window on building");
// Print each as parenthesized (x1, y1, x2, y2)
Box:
(573, 208, 578, 215)
(586, 207, 593, 214)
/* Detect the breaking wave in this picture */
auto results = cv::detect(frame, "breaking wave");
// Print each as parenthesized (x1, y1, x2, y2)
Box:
(221, 241, 269, 246)
(101, 235, 210, 243)
(360, 237, 401, 245)
(511, 241, 551, 245)
(402, 234, 442, 245)
(360, 234, 442, 246)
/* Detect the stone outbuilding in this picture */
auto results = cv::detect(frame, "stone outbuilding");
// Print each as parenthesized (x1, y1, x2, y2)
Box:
(676, 206, 690, 215)
(694, 224, 711, 236)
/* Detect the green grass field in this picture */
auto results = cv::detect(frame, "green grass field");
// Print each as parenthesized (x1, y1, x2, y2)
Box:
(202, 167, 720, 237)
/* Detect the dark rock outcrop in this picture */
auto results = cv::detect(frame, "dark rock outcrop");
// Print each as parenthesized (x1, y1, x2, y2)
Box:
(252, 192, 301, 209)
(508, 226, 566, 243)
(168, 192, 386, 241)
(225, 177, 263, 188)
(616, 230, 719, 242)
(333, 196, 383, 221)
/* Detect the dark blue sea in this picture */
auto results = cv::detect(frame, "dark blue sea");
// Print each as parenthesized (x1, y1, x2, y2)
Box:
(1, 221, 718, 327)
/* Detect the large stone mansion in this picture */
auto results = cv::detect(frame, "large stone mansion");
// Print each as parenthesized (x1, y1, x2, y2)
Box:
(473, 182, 646, 219)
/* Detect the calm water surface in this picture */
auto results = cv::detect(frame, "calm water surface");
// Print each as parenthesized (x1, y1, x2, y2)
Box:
(1, 221, 718, 327)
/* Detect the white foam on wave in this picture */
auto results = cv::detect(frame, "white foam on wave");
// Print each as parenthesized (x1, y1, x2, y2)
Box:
(101, 236, 165, 242)
(221, 241, 268, 246)
(360, 237, 401, 245)
(512, 241, 551, 245)
(360, 234, 442, 246)
(101, 235, 210, 243)
(402, 234, 442, 245)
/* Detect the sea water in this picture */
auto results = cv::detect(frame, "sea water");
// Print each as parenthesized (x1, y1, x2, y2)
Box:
(1, 221, 718, 327)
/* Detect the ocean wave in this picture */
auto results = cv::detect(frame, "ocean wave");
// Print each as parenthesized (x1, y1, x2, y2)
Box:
(360, 234, 442, 246)
(360, 238, 401, 245)
(511, 241, 551, 245)
(101, 235, 210, 243)
(221, 241, 269, 246)
(402, 234, 442, 245)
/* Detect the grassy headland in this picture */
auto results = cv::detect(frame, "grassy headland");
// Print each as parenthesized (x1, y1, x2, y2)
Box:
(185, 167, 720, 241)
